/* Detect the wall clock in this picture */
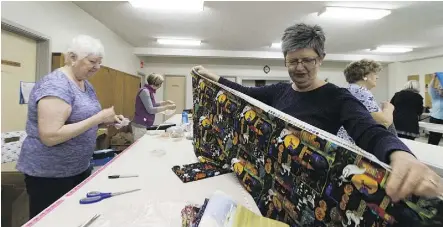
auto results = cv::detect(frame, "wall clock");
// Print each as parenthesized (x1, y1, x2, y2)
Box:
(263, 65, 270, 74)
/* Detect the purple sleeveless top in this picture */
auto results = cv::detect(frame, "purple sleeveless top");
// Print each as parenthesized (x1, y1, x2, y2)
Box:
(133, 84, 156, 127)
(17, 70, 102, 178)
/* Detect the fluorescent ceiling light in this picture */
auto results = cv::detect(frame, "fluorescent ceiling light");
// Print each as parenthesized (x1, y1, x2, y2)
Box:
(271, 42, 281, 48)
(157, 39, 201, 46)
(318, 7, 391, 20)
(129, 0, 204, 11)
(370, 46, 413, 53)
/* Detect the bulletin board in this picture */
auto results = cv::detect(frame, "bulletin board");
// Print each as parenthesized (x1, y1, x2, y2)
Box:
(407, 75, 419, 81)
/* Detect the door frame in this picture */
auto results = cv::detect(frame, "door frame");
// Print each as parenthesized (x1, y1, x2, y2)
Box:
(1, 18, 51, 80)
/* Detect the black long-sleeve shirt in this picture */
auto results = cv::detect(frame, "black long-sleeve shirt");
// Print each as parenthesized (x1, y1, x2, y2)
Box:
(391, 90, 424, 135)
(218, 77, 411, 163)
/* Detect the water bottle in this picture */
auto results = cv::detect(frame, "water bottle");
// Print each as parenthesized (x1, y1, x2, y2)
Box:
(182, 111, 189, 124)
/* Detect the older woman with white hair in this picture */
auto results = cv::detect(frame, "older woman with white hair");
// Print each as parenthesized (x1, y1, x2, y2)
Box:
(390, 80, 424, 140)
(193, 23, 443, 206)
(17, 35, 124, 218)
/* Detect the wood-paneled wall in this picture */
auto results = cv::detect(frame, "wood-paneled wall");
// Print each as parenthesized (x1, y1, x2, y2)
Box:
(51, 53, 140, 119)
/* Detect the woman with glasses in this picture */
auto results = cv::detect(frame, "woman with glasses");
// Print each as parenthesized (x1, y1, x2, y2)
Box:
(17, 35, 125, 218)
(390, 80, 424, 140)
(337, 59, 397, 143)
(193, 23, 442, 203)
(132, 73, 176, 140)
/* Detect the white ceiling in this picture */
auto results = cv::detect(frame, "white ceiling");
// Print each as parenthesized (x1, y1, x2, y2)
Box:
(74, 1, 443, 62)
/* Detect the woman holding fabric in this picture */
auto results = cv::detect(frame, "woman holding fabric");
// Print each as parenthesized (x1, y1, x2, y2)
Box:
(132, 73, 176, 140)
(336, 59, 397, 143)
(193, 23, 442, 202)
(428, 73, 443, 145)
(17, 35, 125, 218)
(390, 80, 424, 140)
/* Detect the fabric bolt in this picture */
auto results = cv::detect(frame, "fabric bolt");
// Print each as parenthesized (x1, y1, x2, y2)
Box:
(193, 198, 209, 227)
(17, 70, 101, 178)
(190, 71, 443, 227)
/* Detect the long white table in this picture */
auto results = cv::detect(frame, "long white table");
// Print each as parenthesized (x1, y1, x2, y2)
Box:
(401, 138, 443, 176)
(23, 115, 443, 226)
(23, 114, 259, 227)
(419, 121, 443, 134)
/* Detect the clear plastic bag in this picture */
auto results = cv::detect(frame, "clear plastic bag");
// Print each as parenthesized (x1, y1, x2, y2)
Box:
(114, 118, 130, 129)
(166, 126, 185, 138)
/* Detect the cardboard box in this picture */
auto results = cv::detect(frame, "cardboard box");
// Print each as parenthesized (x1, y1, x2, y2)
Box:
(1, 161, 29, 227)
(109, 125, 134, 153)
(96, 127, 110, 150)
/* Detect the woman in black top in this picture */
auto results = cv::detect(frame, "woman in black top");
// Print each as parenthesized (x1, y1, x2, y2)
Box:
(193, 23, 442, 202)
(391, 81, 424, 140)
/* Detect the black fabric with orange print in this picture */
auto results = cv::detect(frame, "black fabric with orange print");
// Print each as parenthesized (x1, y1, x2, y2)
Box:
(190, 72, 443, 227)
(172, 162, 231, 183)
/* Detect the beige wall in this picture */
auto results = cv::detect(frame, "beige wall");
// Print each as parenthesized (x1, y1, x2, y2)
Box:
(1, 30, 37, 132)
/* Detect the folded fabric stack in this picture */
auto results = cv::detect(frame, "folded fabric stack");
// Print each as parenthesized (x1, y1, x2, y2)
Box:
(181, 192, 288, 227)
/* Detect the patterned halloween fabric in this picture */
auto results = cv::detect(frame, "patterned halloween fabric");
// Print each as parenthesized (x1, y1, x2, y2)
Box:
(191, 71, 443, 227)
(172, 162, 232, 183)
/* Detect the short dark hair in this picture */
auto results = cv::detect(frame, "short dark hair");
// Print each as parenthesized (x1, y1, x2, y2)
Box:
(281, 23, 326, 58)
(344, 59, 382, 83)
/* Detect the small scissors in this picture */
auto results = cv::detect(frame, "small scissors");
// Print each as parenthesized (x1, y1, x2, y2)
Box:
(79, 189, 141, 204)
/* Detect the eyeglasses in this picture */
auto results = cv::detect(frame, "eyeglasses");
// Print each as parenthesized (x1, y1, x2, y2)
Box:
(285, 58, 317, 69)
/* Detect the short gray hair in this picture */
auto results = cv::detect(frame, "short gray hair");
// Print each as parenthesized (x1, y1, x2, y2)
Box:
(281, 23, 326, 58)
(404, 80, 420, 92)
(65, 35, 104, 61)
(146, 73, 164, 86)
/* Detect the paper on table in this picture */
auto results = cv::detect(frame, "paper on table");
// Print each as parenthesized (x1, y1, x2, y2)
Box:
(19, 81, 35, 104)
(199, 191, 288, 227)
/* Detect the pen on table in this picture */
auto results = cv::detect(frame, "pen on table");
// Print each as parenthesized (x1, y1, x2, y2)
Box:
(108, 174, 139, 179)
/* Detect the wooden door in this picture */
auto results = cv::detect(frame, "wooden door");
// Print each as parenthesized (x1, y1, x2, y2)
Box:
(1, 30, 37, 132)
(51, 53, 64, 71)
(111, 69, 124, 114)
(164, 76, 186, 115)
(88, 67, 113, 109)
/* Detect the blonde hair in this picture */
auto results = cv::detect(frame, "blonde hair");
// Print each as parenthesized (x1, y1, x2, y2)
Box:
(65, 35, 104, 64)
(146, 73, 164, 86)
(403, 80, 420, 92)
(344, 59, 382, 83)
